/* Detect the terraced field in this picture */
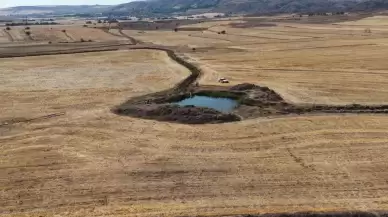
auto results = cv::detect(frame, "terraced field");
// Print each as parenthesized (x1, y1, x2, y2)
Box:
(3, 15, 388, 217)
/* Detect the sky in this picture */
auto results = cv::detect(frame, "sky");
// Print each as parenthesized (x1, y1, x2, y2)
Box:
(0, 0, 133, 8)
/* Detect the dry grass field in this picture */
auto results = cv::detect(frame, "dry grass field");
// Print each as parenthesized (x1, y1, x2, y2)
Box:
(128, 17, 388, 105)
(0, 26, 127, 43)
(3, 15, 388, 217)
(64, 27, 127, 42)
(0, 30, 12, 43)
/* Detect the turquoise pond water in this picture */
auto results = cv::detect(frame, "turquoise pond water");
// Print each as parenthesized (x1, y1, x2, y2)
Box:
(176, 96, 238, 113)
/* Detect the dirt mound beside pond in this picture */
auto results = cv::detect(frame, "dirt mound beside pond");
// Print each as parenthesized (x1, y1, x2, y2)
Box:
(114, 104, 241, 124)
(230, 83, 285, 103)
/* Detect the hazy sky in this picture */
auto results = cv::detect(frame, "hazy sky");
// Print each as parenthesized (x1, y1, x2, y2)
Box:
(0, 0, 133, 8)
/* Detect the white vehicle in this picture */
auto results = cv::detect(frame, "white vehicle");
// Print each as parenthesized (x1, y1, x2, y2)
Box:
(218, 78, 229, 83)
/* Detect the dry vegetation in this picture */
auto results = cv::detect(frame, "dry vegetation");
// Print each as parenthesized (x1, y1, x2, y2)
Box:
(3, 15, 388, 217)
(0, 25, 128, 44)
(64, 27, 128, 42)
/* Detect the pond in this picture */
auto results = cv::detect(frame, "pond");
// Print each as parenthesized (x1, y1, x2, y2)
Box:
(176, 95, 238, 113)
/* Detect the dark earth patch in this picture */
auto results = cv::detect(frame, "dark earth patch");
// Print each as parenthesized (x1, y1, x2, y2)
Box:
(229, 21, 277, 28)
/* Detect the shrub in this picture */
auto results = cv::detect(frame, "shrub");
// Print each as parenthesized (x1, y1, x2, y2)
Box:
(88, 39, 93, 42)
(86, 21, 92, 24)
(61, 29, 66, 33)
(221, 30, 226, 34)
(174, 28, 178, 32)
(25, 26, 30, 30)
(5, 27, 11, 30)
(192, 48, 196, 51)
(83, 25, 88, 27)
(25, 31, 31, 36)
(80, 38, 86, 42)
(48, 41, 52, 44)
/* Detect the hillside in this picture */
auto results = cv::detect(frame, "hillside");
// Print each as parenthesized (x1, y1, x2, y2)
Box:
(2, 0, 387, 17)
(0, 5, 113, 16)
(110, 0, 388, 16)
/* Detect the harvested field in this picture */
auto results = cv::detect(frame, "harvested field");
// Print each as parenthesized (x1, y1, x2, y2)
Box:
(4, 107, 388, 216)
(339, 15, 388, 26)
(6, 28, 29, 41)
(121, 29, 231, 47)
(4, 14, 388, 217)
(0, 50, 189, 119)
(29, 27, 73, 42)
(119, 19, 206, 30)
(0, 26, 128, 44)
(0, 42, 129, 58)
(0, 30, 11, 43)
(61, 27, 127, 42)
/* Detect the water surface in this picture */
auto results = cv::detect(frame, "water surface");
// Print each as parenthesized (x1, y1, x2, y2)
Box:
(176, 95, 238, 113)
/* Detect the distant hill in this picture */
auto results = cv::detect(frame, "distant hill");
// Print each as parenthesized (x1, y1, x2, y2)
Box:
(0, 5, 113, 16)
(2, 0, 388, 17)
(109, 0, 388, 16)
